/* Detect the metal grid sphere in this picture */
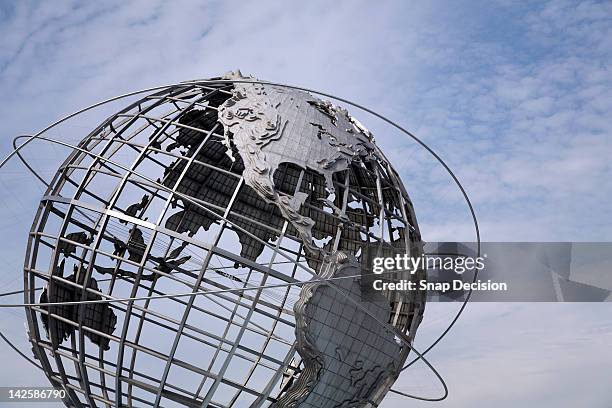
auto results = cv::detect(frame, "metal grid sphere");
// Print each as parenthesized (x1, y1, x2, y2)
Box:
(23, 74, 426, 408)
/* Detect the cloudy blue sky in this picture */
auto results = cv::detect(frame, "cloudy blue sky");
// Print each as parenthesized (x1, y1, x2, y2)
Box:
(0, 1, 610, 407)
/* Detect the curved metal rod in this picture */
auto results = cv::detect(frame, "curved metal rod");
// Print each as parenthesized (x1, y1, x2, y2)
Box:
(0, 329, 43, 370)
(0, 83, 188, 170)
(12, 135, 50, 186)
(1, 268, 415, 307)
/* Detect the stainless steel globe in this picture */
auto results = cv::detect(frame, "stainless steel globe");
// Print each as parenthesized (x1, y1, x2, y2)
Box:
(24, 72, 426, 408)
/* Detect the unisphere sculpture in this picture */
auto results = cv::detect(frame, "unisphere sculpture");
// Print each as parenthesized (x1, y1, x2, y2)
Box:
(24, 71, 426, 407)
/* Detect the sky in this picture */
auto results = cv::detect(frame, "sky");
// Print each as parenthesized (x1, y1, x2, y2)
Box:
(0, 1, 610, 407)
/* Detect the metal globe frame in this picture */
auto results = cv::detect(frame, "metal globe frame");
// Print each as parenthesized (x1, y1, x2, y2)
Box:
(19, 78, 438, 407)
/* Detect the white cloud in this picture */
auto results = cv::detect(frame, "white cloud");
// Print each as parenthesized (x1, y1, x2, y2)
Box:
(384, 303, 612, 408)
(0, 1, 610, 407)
